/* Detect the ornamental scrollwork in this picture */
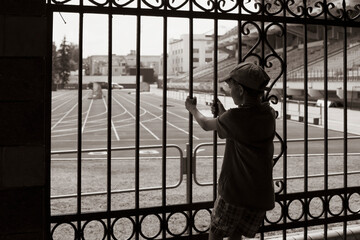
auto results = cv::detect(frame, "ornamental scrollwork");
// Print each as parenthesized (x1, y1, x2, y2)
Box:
(49, 0, 360, 23)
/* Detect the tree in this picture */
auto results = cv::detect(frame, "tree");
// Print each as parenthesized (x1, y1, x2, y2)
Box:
(57, 37, 71, 85)
(68, 43, 79, 72)
(52, 42, 60, 88)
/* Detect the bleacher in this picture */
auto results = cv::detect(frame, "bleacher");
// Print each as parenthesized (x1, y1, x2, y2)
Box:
(167, 27, 360, 96)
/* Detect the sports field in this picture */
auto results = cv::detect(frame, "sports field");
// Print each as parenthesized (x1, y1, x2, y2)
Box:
(51, 87, 358, 155)
(50, 87, 360, 228)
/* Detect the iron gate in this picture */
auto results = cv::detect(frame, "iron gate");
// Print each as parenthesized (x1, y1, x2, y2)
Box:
(48, 0, 360, 239)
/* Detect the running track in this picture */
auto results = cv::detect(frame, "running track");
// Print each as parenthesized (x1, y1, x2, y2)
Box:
(51, 89, 360, 160)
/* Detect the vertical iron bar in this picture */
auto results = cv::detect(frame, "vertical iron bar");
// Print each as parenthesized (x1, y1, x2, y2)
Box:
(135, 11, 141, 240)
(260, 6, 265, 239)
(238, 5, 242, 63)
(212, 14, 218, 203)
(343, 20, 348, 240)
(162, 14, 168, 240)
(303, 16, 309, 240)
(323, 22, 329, 240)
(45, 7, 53, 240)
(187, 6, 194, 236)
(77, 6, 84, 239)
(107, 7, 113, 240)
(282, 21, 288, 240)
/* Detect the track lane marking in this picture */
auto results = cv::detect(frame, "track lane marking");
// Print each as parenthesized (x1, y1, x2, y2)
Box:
(51, 103, 79, 131)
(52, 96, 78, 112)
(117, 94, 200, 140)
(102, 97, 120, 141)
(144, 94, 207, 127)
(82, 99, 93, 134)
(112, 95, 160, 140)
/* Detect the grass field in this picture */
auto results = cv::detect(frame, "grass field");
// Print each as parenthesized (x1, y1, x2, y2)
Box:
(51, 87, 360, 239)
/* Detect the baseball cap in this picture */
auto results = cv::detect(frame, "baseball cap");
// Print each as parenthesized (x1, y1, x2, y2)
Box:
(220, 62, 270, 91)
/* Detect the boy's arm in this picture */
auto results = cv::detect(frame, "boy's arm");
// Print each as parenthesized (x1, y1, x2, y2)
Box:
(185, 97, 217, 131)
(190, 108, 217, 131)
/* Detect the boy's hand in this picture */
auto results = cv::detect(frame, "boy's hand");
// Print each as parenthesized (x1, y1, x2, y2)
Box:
(211, 99, 226, 116)
(185, 96, 197, 113)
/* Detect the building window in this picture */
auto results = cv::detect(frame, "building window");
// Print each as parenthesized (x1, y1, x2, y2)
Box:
(193, 48, 199, 53)
(205, 49, 212, 53)
(193, 58, 199, 62)
(205, 58, 212, 63)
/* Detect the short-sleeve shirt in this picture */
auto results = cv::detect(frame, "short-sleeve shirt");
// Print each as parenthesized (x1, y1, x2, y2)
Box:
(216, 102, 275, 210)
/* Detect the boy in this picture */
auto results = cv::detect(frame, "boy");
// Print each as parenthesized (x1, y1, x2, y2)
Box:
(185, 62, 276, 240)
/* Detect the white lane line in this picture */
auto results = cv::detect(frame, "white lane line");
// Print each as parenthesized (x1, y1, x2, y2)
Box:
(102, 97, 120, 141)
(52, 91, 73, 101)
(144, 95, 189, 120)
(51, 103, 78, 131)
(118, 94, 200, 140)
(52, 96, 77, 112)
(112, 96, 160, 140)
(146, 94, 205, 125)
(82, 99, 93, 134)
(128, 95, 200, 139)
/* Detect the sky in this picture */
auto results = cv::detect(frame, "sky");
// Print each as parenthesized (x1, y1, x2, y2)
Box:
(53, 13, 238, 57)
(52, 0, 353, 57)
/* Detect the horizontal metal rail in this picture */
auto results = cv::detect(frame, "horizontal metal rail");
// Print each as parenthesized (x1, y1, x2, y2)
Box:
(51, 144, 183, 200)
(51, 137, 360, 198)
(193, 136, 360, 186)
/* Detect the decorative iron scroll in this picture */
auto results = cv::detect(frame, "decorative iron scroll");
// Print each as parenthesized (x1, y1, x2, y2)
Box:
(50, 187, 360, 239)
(50, 0, 360, 22)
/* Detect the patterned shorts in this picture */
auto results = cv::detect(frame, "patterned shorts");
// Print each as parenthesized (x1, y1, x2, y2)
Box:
(210, 196, 265, 238)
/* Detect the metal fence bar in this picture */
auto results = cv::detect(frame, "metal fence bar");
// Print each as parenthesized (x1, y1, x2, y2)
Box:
(303, 15, 309, 240)
(187, 9, 194, 236)
(261, 12, 266, 240)
(45, 5, 53, 239)
(282, 16, 288, 240)
(135, 10, 141, 240)
(162, 13, 168, 240)
(77, 6, 84, 239)
(107, 7, 113, 240)
(213, 18, 218, 202)
(343, 19, 349, 240)
(323, 21, 329, 239)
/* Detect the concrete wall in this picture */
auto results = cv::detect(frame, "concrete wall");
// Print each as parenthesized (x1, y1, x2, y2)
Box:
(0, 0, 48, 239)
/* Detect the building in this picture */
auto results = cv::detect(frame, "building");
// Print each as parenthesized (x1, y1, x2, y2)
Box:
(167, 34, 214, 75)
(86, 51, 161, 77)
(86, 54, 127, 76)
(125, 50, 161, 77)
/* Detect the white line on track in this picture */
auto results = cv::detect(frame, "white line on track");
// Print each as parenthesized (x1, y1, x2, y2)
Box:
(82, 98, 93, 134)
(52, 96, 78, 112)
(119, 94, 200, 140)
(51, 102, 79, 131)
(112, 95, 160, 140)
(126, 94, 202, 139)
(102, 97, 120, 141)
(51, 91, 73, 101)
(144, 94, 203, 126)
